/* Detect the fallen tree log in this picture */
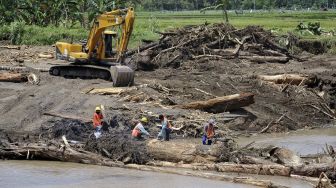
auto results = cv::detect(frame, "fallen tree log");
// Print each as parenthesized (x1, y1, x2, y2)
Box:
(147, 160, 291, 176)
(0, 72, 28, 82)
(87, 87, 131, 95)
(240, 55, 290, 63)
(126, 164, 290, 188)
(0, 66, 49, 72)
(38, 53, 54, 59)
(43, 112, 92, 123)
(126, 42, 160, 56)
(146, 140, 218, 163)
(216, 163, 291, 176)
(293, 163, 336, 177)
(175, 93, 254, 113)
(257, 74, 308, 85)
(0, 45, 20, 50)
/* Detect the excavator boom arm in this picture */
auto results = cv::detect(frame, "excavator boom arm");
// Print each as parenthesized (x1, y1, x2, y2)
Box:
(85, 8, 134, 62)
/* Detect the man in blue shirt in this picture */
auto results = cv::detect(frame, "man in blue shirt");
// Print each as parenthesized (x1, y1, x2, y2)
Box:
(157, 114, 171, 141)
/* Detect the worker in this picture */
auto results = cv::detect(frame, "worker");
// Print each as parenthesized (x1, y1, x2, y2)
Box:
(132, 117, 150, 140)
(157, 114, 171, 141)
(93, 106, 104, 138)
(202, 119, 215, 145)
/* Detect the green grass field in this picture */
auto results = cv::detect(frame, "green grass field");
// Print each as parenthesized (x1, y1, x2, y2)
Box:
(1, 10, 336, 48)
(134, 10, 336, 44)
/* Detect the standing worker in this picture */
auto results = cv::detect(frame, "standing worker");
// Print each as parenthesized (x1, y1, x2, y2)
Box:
(202, 119, 215, 145)
(157, 114, 171, 141)
(132, 117, 150, 140)
(93, 106, 104, 138)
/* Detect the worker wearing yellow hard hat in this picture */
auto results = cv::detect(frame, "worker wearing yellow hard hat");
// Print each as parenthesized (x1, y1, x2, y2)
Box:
(132, 117, 150, 140)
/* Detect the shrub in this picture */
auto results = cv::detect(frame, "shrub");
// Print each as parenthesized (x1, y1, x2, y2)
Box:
(0, 25, 10, 40)
(9, 21, 25, 44)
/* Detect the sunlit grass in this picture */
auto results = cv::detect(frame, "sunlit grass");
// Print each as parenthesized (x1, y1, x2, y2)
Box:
(0, 10, 335, 48)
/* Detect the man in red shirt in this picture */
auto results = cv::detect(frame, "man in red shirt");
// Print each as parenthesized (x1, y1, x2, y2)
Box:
(93, 106, 104, 132)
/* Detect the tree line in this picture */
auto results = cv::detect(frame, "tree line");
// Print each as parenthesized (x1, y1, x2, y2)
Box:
(0, 0, 335, 26)
(0, 0, 138, 27)
(141, 0, 336, 11)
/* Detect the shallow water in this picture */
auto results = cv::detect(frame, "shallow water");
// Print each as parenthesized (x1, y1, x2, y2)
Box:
(0, 160, 256, 188)
(237, 127, 336, 155)
(0, 160, 315, 188)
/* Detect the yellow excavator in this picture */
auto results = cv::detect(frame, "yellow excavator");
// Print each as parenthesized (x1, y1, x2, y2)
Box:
(50, 8, 135, 86)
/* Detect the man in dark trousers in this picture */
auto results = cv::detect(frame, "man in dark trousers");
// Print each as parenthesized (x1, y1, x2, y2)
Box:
(202, 119, 215, 145)
(157, 114, 171, 141)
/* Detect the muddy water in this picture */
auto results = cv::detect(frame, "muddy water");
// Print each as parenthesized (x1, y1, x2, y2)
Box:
(237, 127, 336, 155)
(0, 160, 256, 188)
(0, 160, 315, 188)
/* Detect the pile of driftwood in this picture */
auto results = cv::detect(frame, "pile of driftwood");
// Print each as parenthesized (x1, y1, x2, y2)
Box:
(129, 23, 295, 70)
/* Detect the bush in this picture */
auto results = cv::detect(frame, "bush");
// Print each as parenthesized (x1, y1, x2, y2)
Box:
(21, 25, 88, 45)
(0, 25, 10, 40)
(9, 21, 25, 44)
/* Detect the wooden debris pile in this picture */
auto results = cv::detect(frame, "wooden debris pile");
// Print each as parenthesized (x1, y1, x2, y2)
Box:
(129, 23, 294, 70)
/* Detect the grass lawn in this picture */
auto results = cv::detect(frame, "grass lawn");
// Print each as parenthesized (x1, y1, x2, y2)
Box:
(1, 10, 335, 48)
(133, 10, 336, 46)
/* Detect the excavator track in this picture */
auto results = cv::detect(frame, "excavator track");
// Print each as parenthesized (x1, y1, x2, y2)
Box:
(49, 64, 134, 87)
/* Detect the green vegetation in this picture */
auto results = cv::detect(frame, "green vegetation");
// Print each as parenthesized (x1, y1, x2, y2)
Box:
(0, 10, 335, 49)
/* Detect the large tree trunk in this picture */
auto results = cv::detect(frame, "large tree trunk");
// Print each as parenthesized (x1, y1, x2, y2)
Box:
(175, 93, 254, 113)
(147, 160, 291, 177)
(215, 163, 291, 176)
(257, 74, 308, 85)
(293, 163, 336, 177)
(241, 55, 289, 63)
(126, 164, 290, 188)
(0, 72, 28, 82)
(146, 140, 218, 163)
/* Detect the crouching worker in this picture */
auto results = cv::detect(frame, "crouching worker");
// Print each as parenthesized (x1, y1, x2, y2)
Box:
(132, 117, 150, 140)
(93, 106, 104, 138)
(157, 114, 171, 141)
(202, 119, 215, 145)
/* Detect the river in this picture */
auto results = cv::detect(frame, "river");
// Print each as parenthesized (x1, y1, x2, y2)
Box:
(0, 160, 256, 188)
(2, 127, 334, 188)
(237, 127, 336, 155)
(0, 160, 315, 188)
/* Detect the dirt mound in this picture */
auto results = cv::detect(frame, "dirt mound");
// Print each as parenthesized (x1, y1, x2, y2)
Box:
(129, 23, 293, 70)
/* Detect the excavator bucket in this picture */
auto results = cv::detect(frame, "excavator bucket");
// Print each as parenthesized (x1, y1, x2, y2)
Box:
(110, 65, 134, 87)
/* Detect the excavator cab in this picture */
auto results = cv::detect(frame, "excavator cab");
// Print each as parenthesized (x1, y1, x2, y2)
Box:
(104, 30, 117, 58)
(51, 8, 135, 87)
